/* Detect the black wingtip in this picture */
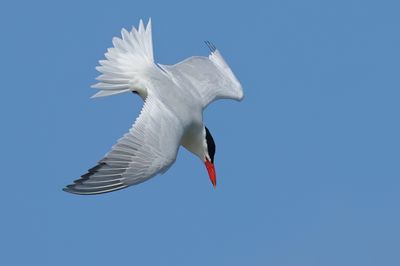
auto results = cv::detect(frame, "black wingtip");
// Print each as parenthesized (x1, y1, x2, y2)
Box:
(204, 40, 216, 53)
(62, 186, 75, 194)
(62, 183, 129, 195)
(63, 187, 84, 195)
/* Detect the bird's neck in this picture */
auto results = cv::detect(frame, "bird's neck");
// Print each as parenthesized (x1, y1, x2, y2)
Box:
(180, 124, 206, 161)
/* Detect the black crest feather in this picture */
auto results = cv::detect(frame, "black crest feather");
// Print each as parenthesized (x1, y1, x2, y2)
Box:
(205, 127, 216, 163)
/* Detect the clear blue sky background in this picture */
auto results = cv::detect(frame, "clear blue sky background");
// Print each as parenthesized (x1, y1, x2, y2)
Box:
(1, 0, 399, 265)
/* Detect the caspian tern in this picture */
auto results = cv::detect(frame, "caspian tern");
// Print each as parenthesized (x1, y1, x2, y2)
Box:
(64, 19, 244, 195)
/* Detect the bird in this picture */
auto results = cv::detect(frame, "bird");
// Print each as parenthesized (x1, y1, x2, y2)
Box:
(63, 19, 244, 195)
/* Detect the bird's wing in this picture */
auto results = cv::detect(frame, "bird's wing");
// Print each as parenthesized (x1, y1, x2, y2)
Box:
(91, 19, 159, 98)
(159, 44, 244, 108)
(64, 96, 183, 195)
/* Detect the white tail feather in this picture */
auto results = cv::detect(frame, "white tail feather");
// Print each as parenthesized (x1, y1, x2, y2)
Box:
(91, 19, 154, 98)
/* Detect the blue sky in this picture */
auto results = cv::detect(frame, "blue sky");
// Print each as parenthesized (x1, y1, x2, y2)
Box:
(1, 0, 400, 265)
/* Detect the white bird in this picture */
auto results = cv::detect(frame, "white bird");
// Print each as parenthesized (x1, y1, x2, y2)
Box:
(64, 19, 244, 195)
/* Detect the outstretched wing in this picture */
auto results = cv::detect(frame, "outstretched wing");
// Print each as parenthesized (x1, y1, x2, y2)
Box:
(159, 43, 244, 108)
(64, 96, 183, 195)
(91, 19, 157, 98)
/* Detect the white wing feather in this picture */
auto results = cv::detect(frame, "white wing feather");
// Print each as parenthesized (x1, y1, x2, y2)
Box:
(91, 19, 155, 98)
(64, 96, 183, 195)
(159, 49, 244, 107)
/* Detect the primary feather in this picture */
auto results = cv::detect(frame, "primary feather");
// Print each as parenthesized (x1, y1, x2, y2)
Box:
(91, 19, 154, 98)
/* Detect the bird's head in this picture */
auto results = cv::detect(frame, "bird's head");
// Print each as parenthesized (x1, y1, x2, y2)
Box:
(204, 127, 216, 188)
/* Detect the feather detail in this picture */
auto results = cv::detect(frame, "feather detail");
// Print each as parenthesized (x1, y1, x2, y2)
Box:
(91, 19, 154, 98)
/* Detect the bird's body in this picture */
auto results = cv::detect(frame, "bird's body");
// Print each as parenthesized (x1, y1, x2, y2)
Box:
(64, 19, 243, 195)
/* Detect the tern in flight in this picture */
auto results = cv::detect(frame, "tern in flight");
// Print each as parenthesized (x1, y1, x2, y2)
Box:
(64, 19, 244, 195)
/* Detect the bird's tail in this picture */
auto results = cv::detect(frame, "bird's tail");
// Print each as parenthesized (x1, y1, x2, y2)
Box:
(91, 19, 154, 98)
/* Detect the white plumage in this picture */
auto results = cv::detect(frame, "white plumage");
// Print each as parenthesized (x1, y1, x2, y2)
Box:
(64, 19, 244, 195)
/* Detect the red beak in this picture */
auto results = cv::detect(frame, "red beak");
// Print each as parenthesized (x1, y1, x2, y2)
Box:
(205, 160, 216, 188)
